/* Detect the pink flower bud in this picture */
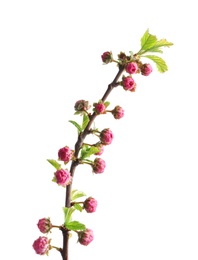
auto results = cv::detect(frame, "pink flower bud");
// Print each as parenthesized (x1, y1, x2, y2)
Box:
(84, 197, 98, 213)
(101, 51, 112, 64)
(54, 169, 72, 187)
(37, 218, 52, 234)
(93, 102, 106, 114)
(58, 146, 73, 163)
(74, 100, 90, 112)
(95, 143, 104, 155)
(122, 76, 136, 91)
(125, 62, 138, 74)
(112, 105, 124, 119)
(78, 228, 94, 246)
(100, 128, 113, 145)
(93, 158, 106, 174)
(32, 236, 50, 255)
(141, 63, 153, 76)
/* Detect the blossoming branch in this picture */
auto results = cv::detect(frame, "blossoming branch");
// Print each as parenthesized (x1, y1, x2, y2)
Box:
(32, 29, 173, 260)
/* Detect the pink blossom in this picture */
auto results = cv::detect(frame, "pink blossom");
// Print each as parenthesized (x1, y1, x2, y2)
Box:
(58, 146, 73, 163)
(32, 236, 50, 255)
(37, 218, 52, 234)
(125, 62, 138, 74)
(101, 51, 112, 64)
(100, 128, 113, 145)
(112, 106, 124, 119)
(141, 63, 153, 76)
(94, 102, 106, 114)
(93, 158, 106, 174)
(122, 76, 136, 91)
(78, 228, 94, 246)
(84, 197, 98, 213)
(54, 169, 72, 187)
(95, 143, 104, 155)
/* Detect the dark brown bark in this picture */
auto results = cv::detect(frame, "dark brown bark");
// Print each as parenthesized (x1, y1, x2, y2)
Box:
(61, 65, 125, 260)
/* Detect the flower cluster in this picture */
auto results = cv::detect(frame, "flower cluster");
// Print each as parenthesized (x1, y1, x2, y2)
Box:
(78, 228, 94, 246)
(33, 236, 51, 255)
(33, 218, 53, 255)
(54, 169, 72, 187)
(33, 29, 172, 259)
(58, 146, 74, 164)
(84, 197, 98, 213)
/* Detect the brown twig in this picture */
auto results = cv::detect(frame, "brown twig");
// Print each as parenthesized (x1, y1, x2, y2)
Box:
(61, 65, 125, 260)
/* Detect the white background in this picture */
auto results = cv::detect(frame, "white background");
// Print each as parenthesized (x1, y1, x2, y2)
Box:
(0, 1, 198, 259)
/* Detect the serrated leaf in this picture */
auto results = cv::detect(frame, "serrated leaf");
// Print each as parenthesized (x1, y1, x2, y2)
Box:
(146, 39, 173, 53)
(82, 113, 90, 130)
(47, 159, 61, 170)
(65, 221, 86, 231)
(69, 120, 82, 133)
(74, 203, 83, 212)
(144, 55, 168, 73)
(152, 39, 173, 49)
(63, 207, 75, 224)
(142, 47, 163, 54)
(71, 190, 86, 201)
(140, 29, 157, 51)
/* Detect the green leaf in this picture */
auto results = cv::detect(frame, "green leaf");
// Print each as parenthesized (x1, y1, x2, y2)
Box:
(63, 207, 75, 224)
(142, 47, 163, 54)
(80, 146, 99, 159)
(140, 29, 157, 51)
(74, 203, 83, 212)
(82, 113, 89, 130)
(69, 120, 82, 133)
(47, 159, 61, 170)
(104, 101, 110, 108)
(145, 39, 173, 53)
(74, 111, 81, 115)
(143, 55, 168, 73)
(82, 158, 93, 163)
(65, 221, 86, 231)
(152, 39, 173, 49)
(80, 144, 88, 158)
(71, 190, 86, 201)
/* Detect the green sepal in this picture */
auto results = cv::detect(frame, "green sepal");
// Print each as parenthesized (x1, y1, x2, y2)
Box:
(69, 120, 82, 134)
(52, 176, 56, 182)
(74, 111, 82, 115)
(143, 55, 168, 73)
(65, 221, 86, 231)
(82, 113, 90, 130)
(71, 190, 87, 201)
(47, 159, 61, 170)
(63, 207, 75, 224)
(74, 203, 83, 212)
